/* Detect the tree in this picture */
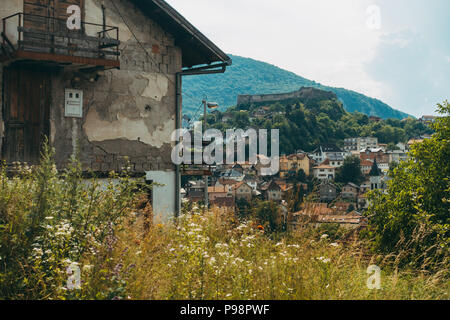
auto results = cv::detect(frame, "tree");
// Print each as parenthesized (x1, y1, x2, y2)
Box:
(335, 156, 364, 185)
(233, 111, 250, 128)
(208, 93, 432, 154)
(366, 101, 450, 268)
(286, 169, 307, 183)
(387, 142, 400, 151)
(236, 198, 251, 219)
(288, 184, 305, 213)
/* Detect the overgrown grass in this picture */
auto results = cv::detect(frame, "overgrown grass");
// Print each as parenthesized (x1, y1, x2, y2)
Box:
(117, 209, 449, 300)
(0, 153, 448, 300)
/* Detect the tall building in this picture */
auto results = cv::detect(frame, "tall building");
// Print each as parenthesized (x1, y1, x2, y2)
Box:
(344, 137, 378, 152)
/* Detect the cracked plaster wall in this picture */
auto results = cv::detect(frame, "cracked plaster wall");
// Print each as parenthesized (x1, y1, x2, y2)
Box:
(50, 0, 182, 174)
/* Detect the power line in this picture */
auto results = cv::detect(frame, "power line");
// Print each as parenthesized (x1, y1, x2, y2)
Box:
(188, 101, 205, 127)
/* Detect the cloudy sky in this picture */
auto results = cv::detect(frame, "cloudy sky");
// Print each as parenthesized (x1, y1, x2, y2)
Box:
(166, 0, 450, 117)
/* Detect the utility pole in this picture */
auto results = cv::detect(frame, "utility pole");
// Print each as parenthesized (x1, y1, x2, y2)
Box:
(203, 99, 209, 209)
(200, 99, 218, 212)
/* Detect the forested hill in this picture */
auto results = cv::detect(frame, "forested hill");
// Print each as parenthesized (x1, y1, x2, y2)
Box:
(205, 88, 431, 154)
(182, 54, 411, 120)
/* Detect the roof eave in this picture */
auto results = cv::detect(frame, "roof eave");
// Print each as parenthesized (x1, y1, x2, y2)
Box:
(134, 0, 231, 68)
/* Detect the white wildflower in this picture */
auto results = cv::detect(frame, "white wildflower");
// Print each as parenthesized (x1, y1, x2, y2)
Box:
(82, 265, 93, 272)
(215, 243, 229, 249)
(32, 248, 43, 257)
(317, 256, 331, 263)
(330, 242, 339, 247)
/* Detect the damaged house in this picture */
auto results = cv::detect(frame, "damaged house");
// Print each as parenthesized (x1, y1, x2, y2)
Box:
(0, 0, 231, 218)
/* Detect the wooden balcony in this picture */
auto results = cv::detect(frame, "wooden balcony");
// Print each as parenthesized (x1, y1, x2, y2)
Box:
(1, 13, 120, 69)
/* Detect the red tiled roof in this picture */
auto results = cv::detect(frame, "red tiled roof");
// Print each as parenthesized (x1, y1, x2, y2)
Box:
(219, 179, 238, 185)
(232, 181, 245, 190)
(294, 203, 333, 216)
(361, 160, 374, 167)
(287, 153, 308, 160)
(208, 186, 228, 193)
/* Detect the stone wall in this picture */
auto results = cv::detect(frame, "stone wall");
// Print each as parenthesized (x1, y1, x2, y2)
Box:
(237, 87, 337, 107)
(50, 0, 182, 174)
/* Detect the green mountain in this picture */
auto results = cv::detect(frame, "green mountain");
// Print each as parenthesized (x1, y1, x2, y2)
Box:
(182, 54, 411, 120)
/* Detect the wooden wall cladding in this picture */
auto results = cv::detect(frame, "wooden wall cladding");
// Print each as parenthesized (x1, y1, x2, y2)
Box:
(23, 0, 84, 24)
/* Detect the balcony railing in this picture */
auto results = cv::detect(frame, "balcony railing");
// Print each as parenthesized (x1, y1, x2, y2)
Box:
(1, 12, 120, 67)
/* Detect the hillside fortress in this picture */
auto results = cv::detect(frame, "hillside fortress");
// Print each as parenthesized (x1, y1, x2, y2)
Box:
(237, 87, 337, 107)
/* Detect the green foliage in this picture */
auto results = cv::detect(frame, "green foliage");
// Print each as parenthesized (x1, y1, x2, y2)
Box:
(366, 101, 450, 270)
(1, 164, 448, 300)
(287, 184, 305, 213)
(252, 201, 283, 233)
(387, 142, 401, 151)
(316, 224, 346, 241)
(0, 146, 142, 299)
(235, 198, 251, 219)
(207, 93, 432, 154)
(335, 156, 364, 185)
(183, 55, 411, 120)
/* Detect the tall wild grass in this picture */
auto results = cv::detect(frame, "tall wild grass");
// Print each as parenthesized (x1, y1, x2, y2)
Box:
(0, 152, 448, 300)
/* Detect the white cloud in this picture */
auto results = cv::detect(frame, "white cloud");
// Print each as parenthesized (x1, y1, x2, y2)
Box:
(166, 0, 449, 116)
(166, 0, 383, 97)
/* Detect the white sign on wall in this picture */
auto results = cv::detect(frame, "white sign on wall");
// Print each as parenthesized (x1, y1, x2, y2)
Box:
(65, 89, 83, 118)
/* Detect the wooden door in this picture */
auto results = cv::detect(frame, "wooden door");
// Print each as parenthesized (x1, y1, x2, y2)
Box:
(2, 66, 51, 165)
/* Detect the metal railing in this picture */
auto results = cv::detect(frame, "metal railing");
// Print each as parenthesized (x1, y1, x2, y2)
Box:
(1, 12, 120, 61)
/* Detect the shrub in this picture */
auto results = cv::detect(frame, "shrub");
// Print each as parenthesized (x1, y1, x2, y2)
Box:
(0, 146, 141, 299)
(366, 101, 449, 270)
